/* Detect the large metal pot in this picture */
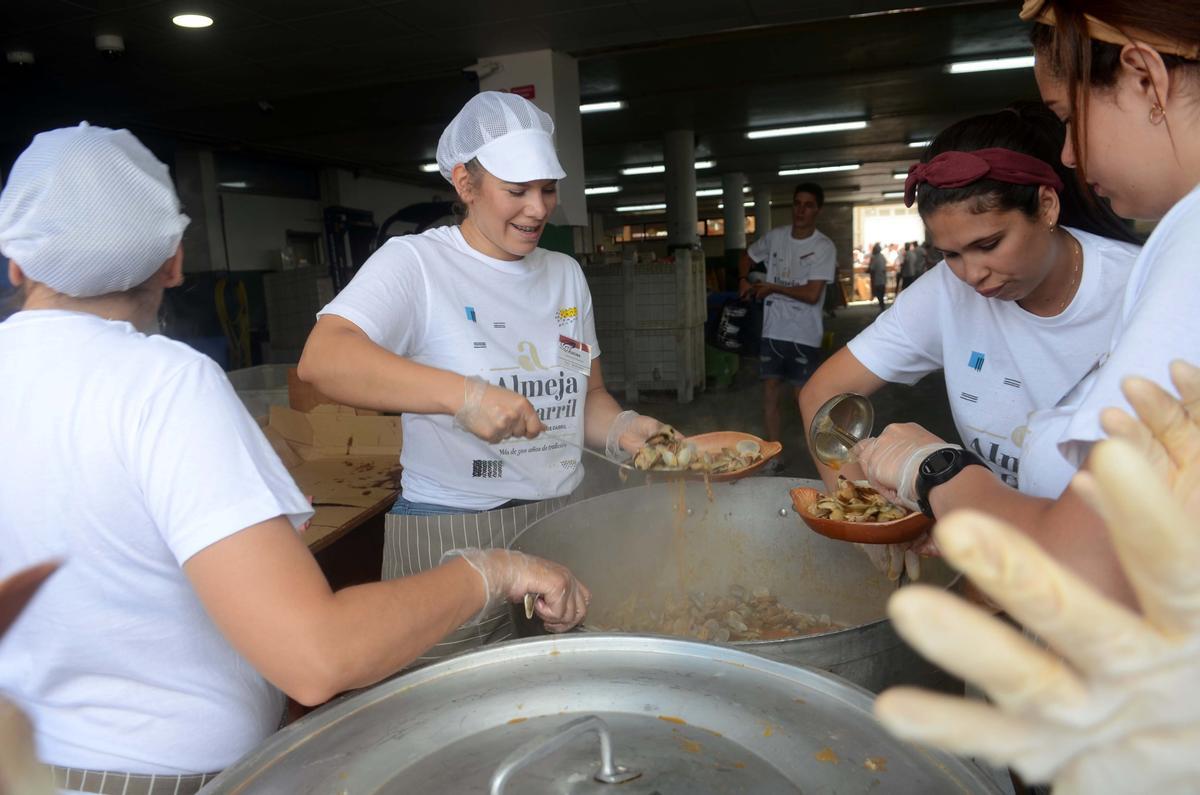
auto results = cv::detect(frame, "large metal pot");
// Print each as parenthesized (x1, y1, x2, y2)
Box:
(510, 477, 958, 693)
(202, 635, 1001, 794)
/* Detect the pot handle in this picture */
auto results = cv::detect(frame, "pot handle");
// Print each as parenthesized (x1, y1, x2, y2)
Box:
(488, 714, 642, 794)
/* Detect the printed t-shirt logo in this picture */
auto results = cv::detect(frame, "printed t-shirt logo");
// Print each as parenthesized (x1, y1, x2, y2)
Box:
(555, 307, 577, 327)
(465, 306, 477, 322)
(968, 351, 985, 371)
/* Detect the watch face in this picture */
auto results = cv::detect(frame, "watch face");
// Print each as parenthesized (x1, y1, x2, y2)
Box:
(921, 448, 958, 477)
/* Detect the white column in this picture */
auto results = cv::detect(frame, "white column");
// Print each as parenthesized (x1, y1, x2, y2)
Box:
(754, 186, 773, 239)
(173, 147, 226, 272)
(663, 130, 698, 247)
(476, 50, 586, 228)
(721, 172, 746, 251)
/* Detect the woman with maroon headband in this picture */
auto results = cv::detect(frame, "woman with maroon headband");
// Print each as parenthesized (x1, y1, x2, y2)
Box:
(799, 104, 1139, 577)
(852, 0, 1200, 602)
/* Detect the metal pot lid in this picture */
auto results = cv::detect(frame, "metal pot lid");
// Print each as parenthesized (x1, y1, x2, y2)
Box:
(204, 635, 1001, 795)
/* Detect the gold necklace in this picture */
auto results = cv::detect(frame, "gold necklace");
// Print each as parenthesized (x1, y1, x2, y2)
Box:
(1056, 231, 1082, 313)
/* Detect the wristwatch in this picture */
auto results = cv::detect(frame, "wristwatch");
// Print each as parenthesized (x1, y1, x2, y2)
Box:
(915, 446, 989, 518)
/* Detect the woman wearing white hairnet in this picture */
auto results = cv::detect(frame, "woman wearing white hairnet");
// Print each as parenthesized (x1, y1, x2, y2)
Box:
(299, 92, 668, 663)
(0, 123, 587, 793)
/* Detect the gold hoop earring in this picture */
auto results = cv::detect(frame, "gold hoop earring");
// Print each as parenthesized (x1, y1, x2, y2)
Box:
(1150, 103, 1166, 125)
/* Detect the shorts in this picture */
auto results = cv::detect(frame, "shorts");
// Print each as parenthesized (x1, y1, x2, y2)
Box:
(759, 338, 822, 386)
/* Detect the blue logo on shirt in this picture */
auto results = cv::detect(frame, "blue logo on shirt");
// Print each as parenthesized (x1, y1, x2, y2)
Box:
(968, 351, 985, 371)
(465, 306, 477, 322)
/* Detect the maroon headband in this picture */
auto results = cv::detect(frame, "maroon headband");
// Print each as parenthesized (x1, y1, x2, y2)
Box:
(904, 147, 1064, 207)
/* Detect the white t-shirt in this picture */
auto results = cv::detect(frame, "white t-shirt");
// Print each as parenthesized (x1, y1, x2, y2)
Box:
(1030, 184, 1200, 471)
(0, 311, 313, 774)
(319, 225, 600, 510)
(848, 228, 1140, 498)
(747, 226, 837, 346)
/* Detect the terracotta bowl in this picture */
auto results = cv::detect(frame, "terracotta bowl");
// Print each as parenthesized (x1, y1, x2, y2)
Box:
(683, 431, 782, 482)
(789, 486, 932, 544)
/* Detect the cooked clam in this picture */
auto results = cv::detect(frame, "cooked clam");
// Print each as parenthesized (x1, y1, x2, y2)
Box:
(631, 429, 764, 475)
(808, 477, 911, 523)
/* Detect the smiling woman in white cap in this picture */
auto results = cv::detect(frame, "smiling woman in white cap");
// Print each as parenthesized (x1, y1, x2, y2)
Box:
(0, 122, 588, 792)
(299, 91, 667, 662)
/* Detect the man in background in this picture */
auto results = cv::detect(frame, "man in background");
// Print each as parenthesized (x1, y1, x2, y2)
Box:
(738, 183, 837, 470)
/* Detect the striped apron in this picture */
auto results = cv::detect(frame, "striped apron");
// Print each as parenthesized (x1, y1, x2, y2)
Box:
(383, 496, 572, 667)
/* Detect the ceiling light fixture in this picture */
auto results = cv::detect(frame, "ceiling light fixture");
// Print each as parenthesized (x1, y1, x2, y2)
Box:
(946, 55, 1034, 74)
(218, 181, 249, 189)
(616, 203, 667, 213)
(6, 50, 35, 65)
(778, 163, 861, 176)
(893, 171, 908, 180)
(419, 163, 440, 173)
(579, 100, 626, 114)
(172, 13, 214, 28)
(747, 120, 868, 140)
(585, 186, 621, 195)
(620, 161, 715, 176)
(882, 191, 905, 199)
(907, 139, 932, 149)
(717, 201, 756, 209)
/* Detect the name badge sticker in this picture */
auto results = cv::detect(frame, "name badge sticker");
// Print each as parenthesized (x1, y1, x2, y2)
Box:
(557, 334, 593, 375)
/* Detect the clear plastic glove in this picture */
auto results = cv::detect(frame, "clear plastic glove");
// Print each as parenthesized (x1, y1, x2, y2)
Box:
(453, 375, 544, 444)
(442, 548, 590, 633)
(604, 410, 668, 461)
(857, 540, 924, 582)
(874, 437, 1200, 794)
(1100, 360, 1200, 516)
(851, 423, 950, 510)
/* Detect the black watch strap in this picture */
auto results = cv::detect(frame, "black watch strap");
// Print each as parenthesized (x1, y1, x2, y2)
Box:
(915, 447, 988, 518)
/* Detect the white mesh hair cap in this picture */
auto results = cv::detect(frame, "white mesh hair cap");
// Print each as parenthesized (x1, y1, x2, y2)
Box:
(436, 91, 566, 184)
(0, 122, 190, 298)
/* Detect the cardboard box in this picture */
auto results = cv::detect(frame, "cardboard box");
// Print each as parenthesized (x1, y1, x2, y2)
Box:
(263, 404, 402, 551)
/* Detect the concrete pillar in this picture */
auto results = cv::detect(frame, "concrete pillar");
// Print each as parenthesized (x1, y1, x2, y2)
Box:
(721, 172, 746, 250)
(173, 147, 227, 272)
(663, 130, 698, 248)
(754, 186, 773, 239)
(476, 50, 586, 228)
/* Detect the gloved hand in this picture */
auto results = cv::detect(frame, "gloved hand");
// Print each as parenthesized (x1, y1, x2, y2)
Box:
(874, 436, 1200, 794)
(857, 539, 928, 582)
(1100, 360, 1200, 516)
(851, 423, 950, 510)
(442, 548, 590, 633)
(605, 410, 669, 461)
(453, 375, 544, 444)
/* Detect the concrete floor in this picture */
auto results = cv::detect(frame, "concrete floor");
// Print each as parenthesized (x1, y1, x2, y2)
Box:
(578, 303, 958, 500)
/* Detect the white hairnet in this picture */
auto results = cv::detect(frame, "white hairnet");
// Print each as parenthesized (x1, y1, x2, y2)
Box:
(436, 91, 566, 185)
(0, 122, 190, 298)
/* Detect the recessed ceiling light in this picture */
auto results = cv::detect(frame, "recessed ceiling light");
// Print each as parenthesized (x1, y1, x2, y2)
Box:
(907, 139, 932, 149)
(946, 55, 1034, 74)
(747, 120, 867, 140)
(893, 171, 908, 180)
(695, 188, 722, 197)
(716, 201, 756, 209)
(419, 163, 439, 173)
(620, 161, 715, 176)
(778, 163, 861, 176)
(218, 181, 249, 189)
(172, 13, 213, 28)
(882, 191, 905, 199)
(616, 203, 667, 213)
(579, 100, 626, 114)
(585, 185, 621, 195)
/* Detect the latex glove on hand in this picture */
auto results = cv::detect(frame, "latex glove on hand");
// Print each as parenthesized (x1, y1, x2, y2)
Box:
(443, 548, 590, 633)
(1100, 359, 1200, 515)
(605, 409, 669, 461)
(453, 375, 544, 443)
(874, 437, 1200, 794)
(851, 423, 948, 582)
(851, 422, 949, 510)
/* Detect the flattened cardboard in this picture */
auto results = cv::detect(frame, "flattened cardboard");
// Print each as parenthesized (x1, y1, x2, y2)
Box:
(264, 405, 402, 550)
